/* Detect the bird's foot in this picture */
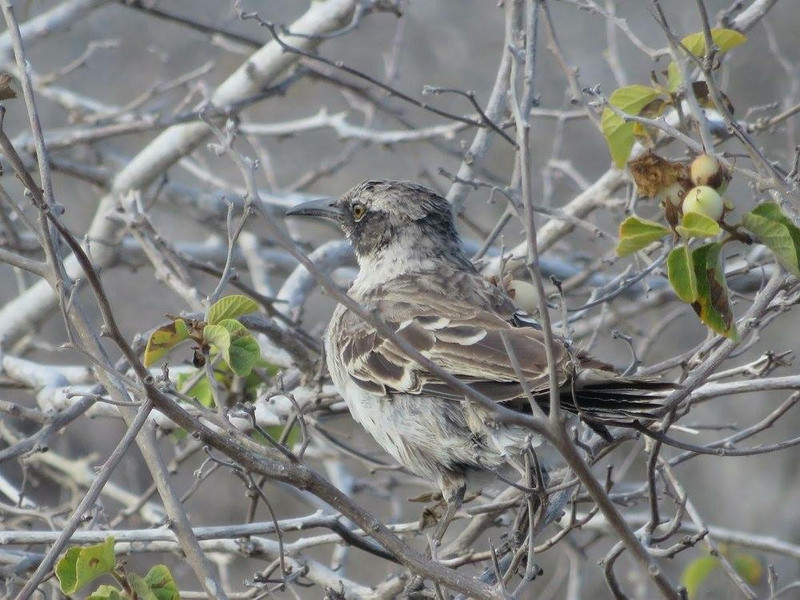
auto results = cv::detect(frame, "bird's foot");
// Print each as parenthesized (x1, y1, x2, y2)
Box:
(427, 483, 466, 555)
(407, 490, 443, 504)
(413, 488, 479, 532)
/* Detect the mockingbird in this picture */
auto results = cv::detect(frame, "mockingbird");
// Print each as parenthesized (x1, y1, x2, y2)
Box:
(288, 180, 670, 522)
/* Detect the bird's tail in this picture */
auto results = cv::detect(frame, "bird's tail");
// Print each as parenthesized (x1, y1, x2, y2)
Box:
(553, 370, 676, 439)
(568, 370, 674, 418)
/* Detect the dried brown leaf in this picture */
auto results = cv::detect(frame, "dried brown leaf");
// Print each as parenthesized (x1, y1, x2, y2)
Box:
(0, 73, 16, 101)
(627, 151, 689, 198)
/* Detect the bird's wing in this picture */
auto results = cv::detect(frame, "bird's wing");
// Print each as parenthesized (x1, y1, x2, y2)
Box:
(335, 276, 670, 423)
(336, 280, 569, 401)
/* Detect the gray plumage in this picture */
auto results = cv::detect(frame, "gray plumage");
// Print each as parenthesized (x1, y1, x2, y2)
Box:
(287, 180, 670, 503)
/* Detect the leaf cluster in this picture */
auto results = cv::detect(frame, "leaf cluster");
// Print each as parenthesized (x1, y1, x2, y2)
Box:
(601, 28, 746, 167)
(56, 537, 179, 600)
(144, 294, 262, 378)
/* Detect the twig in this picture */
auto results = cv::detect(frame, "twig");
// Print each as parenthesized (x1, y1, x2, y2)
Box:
(14, 399, 153, 598)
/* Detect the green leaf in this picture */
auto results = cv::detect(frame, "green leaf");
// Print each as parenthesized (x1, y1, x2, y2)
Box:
(142, 565, 180, 600)
(682, 28, 747, 57)
(207, 294, 259, 325)
(731, 553, 763, 585)
(616, 215, 671, 257)
(204, 319, 260, 377)
(692, 243, 739, 340)
(601, 85, 662, 167)
(668, 29, 747, 92)
(742, 202, 800, 278)
(176, 370, 230, 407)
(144, 319, 190, 367)
(203, 324, 230, 359)
(668, 245, 698, 303)
(203, 324, 229, 346)
(681, 554, 719, 599)
(129, 573, 160, 600)
(55, 547, 82, 593)
(676, 211, 722, 239)
(667, 62, 681, 93)
(55, 537, 116, 594)
(87, 585, 124, 600)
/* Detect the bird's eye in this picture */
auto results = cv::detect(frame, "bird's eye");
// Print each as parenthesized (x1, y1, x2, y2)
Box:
(351, 203, 367, 221)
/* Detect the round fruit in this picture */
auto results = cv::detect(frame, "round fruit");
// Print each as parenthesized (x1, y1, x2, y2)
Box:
(507, 280, 539, 314)
(682, 186, 724, 221)
(690, 154, 729, 192)
(656, 181, 687, 208)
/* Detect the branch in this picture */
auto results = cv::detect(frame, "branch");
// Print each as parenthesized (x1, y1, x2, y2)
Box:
(0, 0, 361, 346)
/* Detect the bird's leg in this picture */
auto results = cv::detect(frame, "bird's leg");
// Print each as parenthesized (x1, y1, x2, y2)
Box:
(432, 481, 466, 550)
(433, 500, 458, 548)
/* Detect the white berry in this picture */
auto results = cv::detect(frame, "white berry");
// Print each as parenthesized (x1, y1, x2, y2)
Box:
(656, 181, 687, 208)
(683, 186, 724, 222)
(508, 280, 539, 313)
(690, 154, 729, 192)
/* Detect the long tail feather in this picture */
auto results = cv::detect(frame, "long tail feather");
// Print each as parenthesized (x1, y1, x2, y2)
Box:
(557, 371, 676, 423)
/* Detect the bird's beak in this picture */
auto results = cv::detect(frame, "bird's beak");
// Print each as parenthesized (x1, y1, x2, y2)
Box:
(285, 198, 341, 222)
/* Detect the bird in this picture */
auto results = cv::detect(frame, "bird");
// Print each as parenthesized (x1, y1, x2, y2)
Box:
(287, 180, 670, 527)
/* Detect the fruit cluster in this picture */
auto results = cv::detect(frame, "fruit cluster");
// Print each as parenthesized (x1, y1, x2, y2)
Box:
(657, 154, 732, 227)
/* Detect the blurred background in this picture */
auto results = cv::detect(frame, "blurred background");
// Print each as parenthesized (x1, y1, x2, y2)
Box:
(1, 1, 799, 598)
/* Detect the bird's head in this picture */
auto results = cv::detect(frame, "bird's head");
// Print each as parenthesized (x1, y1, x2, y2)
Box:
(287, 180, 470, 271)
